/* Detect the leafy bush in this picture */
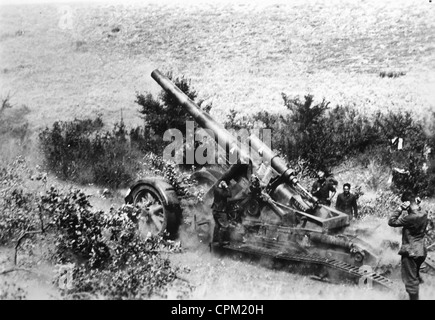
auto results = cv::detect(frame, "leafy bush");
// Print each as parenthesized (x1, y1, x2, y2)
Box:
(0, 189, 37, 244)
(43, 188, 188, 299)
(0, 157, 42, 245)
(137, 73, 212, 137)
(6, 183, 190, 299)
(39, 187, 111, 268)
(137, 153, 205, 204)
(39, 72, 214, 188)
(238, 94, 435, 196)
(135, 72, 212, 165)
(225, 109, 255, 131)
(39, 116, 141, 188)
(249, 96, 386, 172)
(0, 158, 190, 299)
(383, 111, 435, 196)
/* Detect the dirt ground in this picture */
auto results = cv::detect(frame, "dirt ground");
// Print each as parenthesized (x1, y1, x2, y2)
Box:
(167, 222, 435, 300)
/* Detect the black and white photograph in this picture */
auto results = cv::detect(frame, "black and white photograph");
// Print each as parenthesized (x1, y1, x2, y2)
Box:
(0, 0, 434, 303)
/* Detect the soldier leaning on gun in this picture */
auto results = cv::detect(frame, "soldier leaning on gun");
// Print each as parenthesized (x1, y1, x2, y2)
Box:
(311, 170, 337, 206)
(388, 191, 428, 300)
(211, 179, 232, 246)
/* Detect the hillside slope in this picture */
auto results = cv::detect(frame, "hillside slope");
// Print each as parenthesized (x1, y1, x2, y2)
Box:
(1, 0, 434, 133)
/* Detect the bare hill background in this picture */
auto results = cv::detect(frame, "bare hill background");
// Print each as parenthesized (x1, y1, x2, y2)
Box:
(1, 0, 434, 133)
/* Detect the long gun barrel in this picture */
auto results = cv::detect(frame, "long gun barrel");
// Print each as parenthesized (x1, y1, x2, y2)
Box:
(151, 69, 310, 199)
(151, 70, 295, 180)
(249, 135, 318, 203)
(151, 69, 249, 164)
(151, 69, 349, 229)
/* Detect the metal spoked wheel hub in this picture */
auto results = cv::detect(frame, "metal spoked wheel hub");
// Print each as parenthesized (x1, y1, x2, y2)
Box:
(134, 190, 165, 237)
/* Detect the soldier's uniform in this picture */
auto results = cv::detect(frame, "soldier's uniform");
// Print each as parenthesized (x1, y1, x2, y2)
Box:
(311, 178, 336, 206)
(211, 183, 232, 246)
(388, 203, 428, 300)
(336, 192, 358, 219)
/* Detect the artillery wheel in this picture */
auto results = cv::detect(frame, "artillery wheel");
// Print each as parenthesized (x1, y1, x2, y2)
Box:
(126, 178, 182, 239)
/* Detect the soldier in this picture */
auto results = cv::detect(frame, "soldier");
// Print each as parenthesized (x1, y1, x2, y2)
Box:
(335, 183, 359, 220)
(311, 170, 337, 206)
(211, 179, 232, 246)
(388, 191, 428, 300)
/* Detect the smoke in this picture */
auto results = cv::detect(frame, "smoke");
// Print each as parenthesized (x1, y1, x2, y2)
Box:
(171, 247, 402, 300)
(173, 211, 402, 299)
(351, 216, 402, 269)
(170, 184, 435, 299)
(177, 203, 214, 253)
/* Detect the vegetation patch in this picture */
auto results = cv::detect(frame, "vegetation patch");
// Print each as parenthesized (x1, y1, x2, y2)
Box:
(0, 94, 31, 162)
(225, 94, 435, 196)
(135, 72, 212, 164)
(39, 116, 142, 189)
(0, 158, 192, 300)
(379, 71, 407, 78)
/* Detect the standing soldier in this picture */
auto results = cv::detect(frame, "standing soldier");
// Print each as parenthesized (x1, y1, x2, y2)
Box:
(388, 191, 428, 300)
(336, 183, 359, 220)
(311, 170, 336, 206)
(211, 179, 232, 246)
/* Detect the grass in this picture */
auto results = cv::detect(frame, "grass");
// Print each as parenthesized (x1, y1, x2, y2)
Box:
(0, 0, 434, 133)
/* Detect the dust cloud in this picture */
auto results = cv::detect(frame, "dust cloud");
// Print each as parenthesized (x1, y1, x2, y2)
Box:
(170, 213, 435, 300)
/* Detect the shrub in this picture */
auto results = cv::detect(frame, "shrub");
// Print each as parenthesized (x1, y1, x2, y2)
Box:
(135, 72, 212, 165)
(383, 111, 435, 196)
(139, 153, 204, 203)
(249, 95, 358, 172)
(39, 116, 140, 188)
(225, 109, 255, 131)
(0, 157, 42, 245)
(39, 187, 111, 268)
(243, 94, 435, 196)
(40, 187, 189, 299)
(0, 157, 191, 299)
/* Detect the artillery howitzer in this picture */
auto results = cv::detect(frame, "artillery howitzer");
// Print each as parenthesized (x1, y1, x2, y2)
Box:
(125, 69, 402, 290)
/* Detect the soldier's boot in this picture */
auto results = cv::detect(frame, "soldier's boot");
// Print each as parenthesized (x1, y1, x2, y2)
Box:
(218, 228, 230, 247)
(212, 224, 220, 244)
(409, 293, 419, 300)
